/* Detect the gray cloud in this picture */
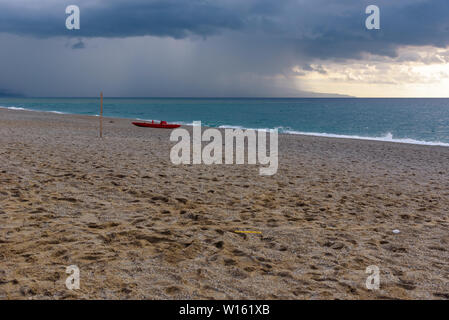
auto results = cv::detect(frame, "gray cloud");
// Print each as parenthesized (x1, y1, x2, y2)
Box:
(301, 64, 327, 75)
(0, 0, 245, 38)
(71, 39, 86, 49)
(1, 0, 448, 59)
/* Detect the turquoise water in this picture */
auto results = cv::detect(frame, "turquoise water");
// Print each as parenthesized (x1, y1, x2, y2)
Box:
(1, 97, 449, 146)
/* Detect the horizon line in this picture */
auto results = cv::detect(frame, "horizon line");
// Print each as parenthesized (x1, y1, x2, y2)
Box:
(2, 96, 449, 99)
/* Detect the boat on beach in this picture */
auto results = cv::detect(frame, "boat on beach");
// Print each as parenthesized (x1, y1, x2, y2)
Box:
(132, 120, 181, 129)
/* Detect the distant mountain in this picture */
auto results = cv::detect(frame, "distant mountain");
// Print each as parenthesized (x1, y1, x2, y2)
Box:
(0, 88, 24, 97)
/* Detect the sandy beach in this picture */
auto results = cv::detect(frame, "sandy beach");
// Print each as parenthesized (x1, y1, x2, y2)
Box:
(0, 108, 448, 300)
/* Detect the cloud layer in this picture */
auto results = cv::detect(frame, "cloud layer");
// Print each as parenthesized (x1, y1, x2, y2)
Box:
(0, 0, 448, 96)
(1, 0, 448, 58)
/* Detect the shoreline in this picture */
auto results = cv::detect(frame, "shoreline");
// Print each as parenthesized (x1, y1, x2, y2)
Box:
(1, 106, 449, 148)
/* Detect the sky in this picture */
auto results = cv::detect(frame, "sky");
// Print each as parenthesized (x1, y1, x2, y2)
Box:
(0, 0, 448, 97)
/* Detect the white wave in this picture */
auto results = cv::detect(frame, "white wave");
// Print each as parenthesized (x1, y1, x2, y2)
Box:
(185, 123, 449, 146)
(218, 124, 243, 129)
(218, 124, 270, 132)
(48, 110, 67, 114)
(0, 105, 67, 114)
(284, 130, 449, 147)
(0, 106, 29, 111)
(172, 121, 201, 126)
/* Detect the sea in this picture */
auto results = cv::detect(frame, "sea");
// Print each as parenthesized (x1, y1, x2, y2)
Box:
(1, 97, 449, 146)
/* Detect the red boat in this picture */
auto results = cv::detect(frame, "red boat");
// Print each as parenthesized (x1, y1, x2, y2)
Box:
(132, 120, 181, 129)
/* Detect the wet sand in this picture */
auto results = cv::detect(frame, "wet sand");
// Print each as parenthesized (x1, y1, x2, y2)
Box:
(0, 108, 448, 299)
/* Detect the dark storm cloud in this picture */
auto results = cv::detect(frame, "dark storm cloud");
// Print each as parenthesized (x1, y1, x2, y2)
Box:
(71, 39, 85, 49)
(293, 0, 449, 59)
(0, 0, 244, 38)
(0, 88, 23, 97)
(302, 64, 327, 75)
(0, 0, 448, 60)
